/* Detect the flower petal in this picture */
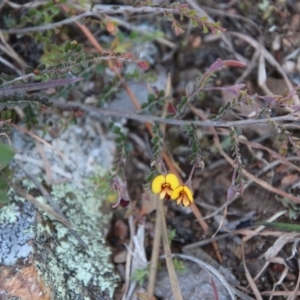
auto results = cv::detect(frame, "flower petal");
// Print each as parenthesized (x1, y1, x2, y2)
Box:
(165, 186, 173, 197)
(151, 175, 166, 194)
(177, 194, 184, 205)
(183, 186, 193, 202)
(182, 194, 191, 207)
(166, 173, 180, 190)
(170, 186, 183, 200)
(160, 188, 168, 199)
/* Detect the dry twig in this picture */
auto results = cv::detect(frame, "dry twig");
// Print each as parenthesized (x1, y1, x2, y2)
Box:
(50, 99, 300, 128)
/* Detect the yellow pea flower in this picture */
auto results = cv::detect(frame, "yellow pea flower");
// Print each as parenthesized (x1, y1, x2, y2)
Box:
(171, 185, 193, 207)
(151, 173, 180, 200)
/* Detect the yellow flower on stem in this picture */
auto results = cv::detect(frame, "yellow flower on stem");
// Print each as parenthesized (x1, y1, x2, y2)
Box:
(171, 185, 193, 207)
(151, 173, 180, 200)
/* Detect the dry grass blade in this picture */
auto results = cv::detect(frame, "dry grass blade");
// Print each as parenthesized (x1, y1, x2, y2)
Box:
(0, 31, 27, 70)
(0, 55, 22, 75)
(6, 0, 49, 9)
(126, 224, 148, 300)
(288, 258, 300, 300)
(158, 197, 183, 300)
(258, 52, 267, 88)
(36, 141, 53, 182)
(10, 182, 73, 229)
(241, 240, 263, 300)
(122, 216, 135, 300)
(262, 291, 300, 297)
(17, 162, 87, 248)
(147, 196, 162, 299)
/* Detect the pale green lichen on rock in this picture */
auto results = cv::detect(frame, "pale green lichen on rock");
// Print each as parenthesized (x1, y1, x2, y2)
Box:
(0, 192, 36, 266)
(34, 180, 119, 300)
(0, 200, 18, 224)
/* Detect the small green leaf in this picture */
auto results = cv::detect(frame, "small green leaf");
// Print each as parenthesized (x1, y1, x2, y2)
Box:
(108, 121, 114, 129)
(70, 65, 82, 75)
(64, 41, 71, 52)
(80, 59, 89, 68)
(44, 0, 55, 9)
(0, 189, 9, 204)
(129, 30, 139, 39)
(200, 16, 208, 22)
(168, 229, 176, 244)
(158, 90, 165, 98)
(202, 24, 209, 34)
(191, 19, 198, 27)
(170, 2, 180, 8)
(5, 110, 11, 119)
(141, 103, 148, 109)
(125, 142, 133, 152)
(76, 53, 85, 63)
(148, 94, 156, 102)
(113, 126, 121, 134)
(188, 10, 197, 17)
(151, 136, 160, 143)
(39, 73, 50, 81)
(0, 143, 15, 171)
(50, 6, 60, 15)
(37, 63, 46, 71)
(75, 44, 83, 52)
(173, 258, 186, 274)
(115, 137, 123, 143)
(181, 96, 188, 104)
(131, 268, 149, 286)
(28, 8, 38, 16)
(208, 114, 217, 119)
